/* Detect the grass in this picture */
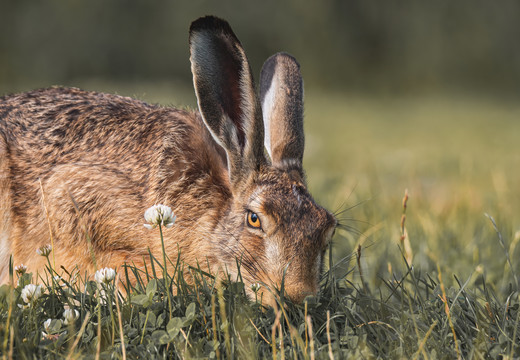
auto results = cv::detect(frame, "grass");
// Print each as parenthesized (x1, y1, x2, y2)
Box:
(1, 87, 520, 358)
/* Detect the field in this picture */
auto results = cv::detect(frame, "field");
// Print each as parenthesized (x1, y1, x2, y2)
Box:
(304, 91, 520, 285)
(1, 87, 520, 358)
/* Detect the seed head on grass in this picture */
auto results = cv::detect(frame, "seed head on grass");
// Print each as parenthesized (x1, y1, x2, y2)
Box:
(144, 204, 176, 229)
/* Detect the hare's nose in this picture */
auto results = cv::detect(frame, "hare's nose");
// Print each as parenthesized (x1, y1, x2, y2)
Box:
(285, 284, 318, 304)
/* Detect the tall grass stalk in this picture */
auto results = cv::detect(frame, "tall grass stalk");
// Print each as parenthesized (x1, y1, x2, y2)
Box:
(437, 263, 461, 360)
(412, 320, 438, 360)
(158, 223, 173, 320)
(485, 213, 519, 291)
(306, 316, 315, 360)
(217, 279, 231, 357)
(2, 259, 14, 358)
(326, 310, 333, 359)
(39, 180, 56, 270)
(211, 291, 220, 360)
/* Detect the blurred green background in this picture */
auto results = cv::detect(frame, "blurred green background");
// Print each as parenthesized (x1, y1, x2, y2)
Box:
(1, 1, 519, 288)
(2, 1, 520, 95)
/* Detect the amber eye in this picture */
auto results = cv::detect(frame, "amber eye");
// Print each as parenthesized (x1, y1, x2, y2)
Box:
(246, 211, 262, 229)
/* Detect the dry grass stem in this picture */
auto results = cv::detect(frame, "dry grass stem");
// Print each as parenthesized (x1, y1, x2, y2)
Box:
(327, 310, 333, 360)
(66, 312, 92, 360)
(437, 264, 461, 360)
(400, 189, 413, 264)
(306, 316, 315, 360)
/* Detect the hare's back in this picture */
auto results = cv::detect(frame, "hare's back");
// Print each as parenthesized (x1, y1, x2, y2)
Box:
(1, 87, 176, 157)
(1, 88, 212, 169)
(0, 87, 229, 199)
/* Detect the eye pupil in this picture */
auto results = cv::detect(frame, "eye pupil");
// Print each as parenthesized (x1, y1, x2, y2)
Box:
(247, 211, 261, 229)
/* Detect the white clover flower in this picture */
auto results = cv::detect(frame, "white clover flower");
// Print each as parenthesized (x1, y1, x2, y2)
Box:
(42, 318, 62, 340)
(42, 318, 53, 339)
(63, 309, 79, 325)
(94, 267, 116, 284)
(43, 318, 52, 333)
(251, 283, 261, 292)
(144, 204, 176, 229)
(21, 284, 42, 304)
(36, 244, 52, 257)
(14, 264, 27, 275)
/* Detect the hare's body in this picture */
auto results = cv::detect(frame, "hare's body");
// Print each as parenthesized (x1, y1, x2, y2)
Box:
(0, 87, 229, 281)
(0, 17, 336, 305)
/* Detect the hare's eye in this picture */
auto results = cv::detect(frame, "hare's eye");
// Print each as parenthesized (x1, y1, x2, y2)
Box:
(246, 211, 262, 229)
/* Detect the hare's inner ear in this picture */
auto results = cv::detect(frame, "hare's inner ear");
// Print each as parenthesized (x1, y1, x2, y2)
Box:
(260, 53, 305, 174)
(189, 16, 265, 185)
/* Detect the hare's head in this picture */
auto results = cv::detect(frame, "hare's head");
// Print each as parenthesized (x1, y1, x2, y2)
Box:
(189, 16, 336, 306)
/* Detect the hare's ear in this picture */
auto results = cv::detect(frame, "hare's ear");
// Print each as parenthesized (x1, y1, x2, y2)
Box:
(260, 53, 304, 173)
(189, 16, 265, 185)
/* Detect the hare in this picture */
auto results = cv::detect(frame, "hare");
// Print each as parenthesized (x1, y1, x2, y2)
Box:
(0, 16, 336, 305)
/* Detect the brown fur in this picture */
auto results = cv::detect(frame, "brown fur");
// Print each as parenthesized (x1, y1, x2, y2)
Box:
(0, 16, 336, 306)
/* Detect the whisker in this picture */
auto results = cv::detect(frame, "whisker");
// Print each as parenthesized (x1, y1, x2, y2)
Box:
(332, 183, 358, 215)
(333, 198, 370, 217)
(336, 217, 372, 225)
(336, 222, 363, 236)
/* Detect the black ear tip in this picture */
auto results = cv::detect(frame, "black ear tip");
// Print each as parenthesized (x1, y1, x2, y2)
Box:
(190, 16, 234, 35)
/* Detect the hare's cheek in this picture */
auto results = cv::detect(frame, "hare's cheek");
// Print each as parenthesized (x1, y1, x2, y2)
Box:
(265, 241, 282, 272)
(265, 241, 279, 259)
